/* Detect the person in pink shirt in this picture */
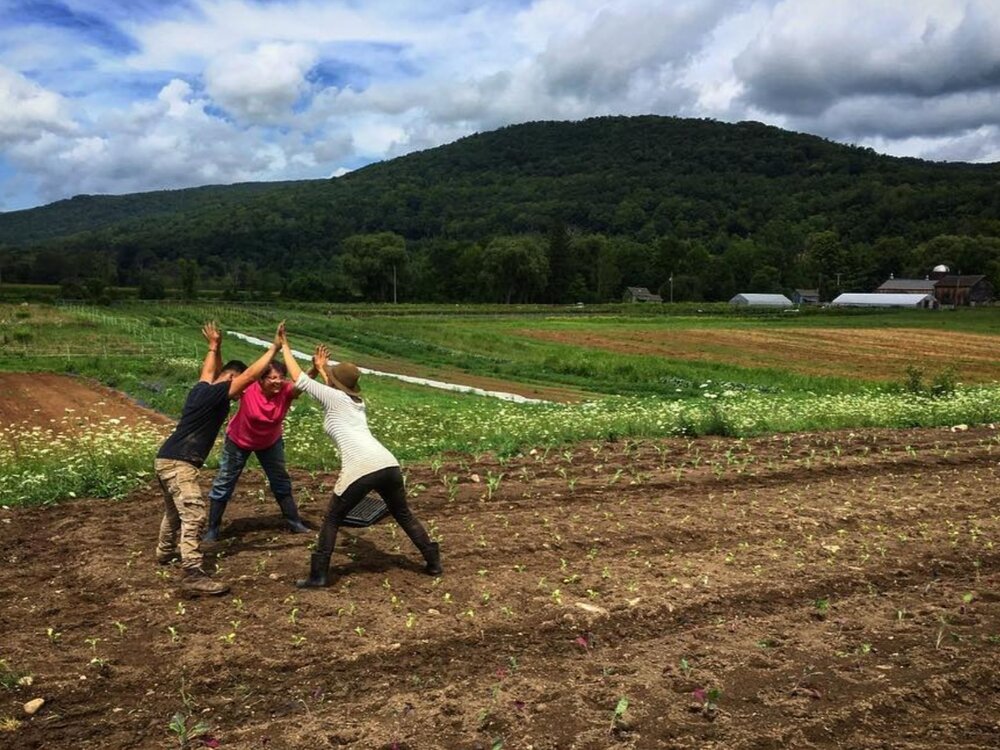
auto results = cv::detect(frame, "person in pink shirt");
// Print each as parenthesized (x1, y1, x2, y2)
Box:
(202, 360, 314, 541)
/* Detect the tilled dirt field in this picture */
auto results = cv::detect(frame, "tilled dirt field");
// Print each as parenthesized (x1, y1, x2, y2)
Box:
(521, 326, 1000, 383)
(2, 423, 1000, 748)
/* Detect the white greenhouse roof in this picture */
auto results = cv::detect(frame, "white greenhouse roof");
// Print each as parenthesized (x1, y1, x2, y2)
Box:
(831, 293, 935, 307)
(730, 293, 793, 306)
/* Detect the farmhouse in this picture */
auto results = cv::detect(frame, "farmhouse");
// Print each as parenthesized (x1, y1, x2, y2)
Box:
(831, 293, 938, 309)
(729, 293, 793, 307)
(933, 275, 993, 306)
(623, 286, 663, 303)
(792, 289, 820, 304)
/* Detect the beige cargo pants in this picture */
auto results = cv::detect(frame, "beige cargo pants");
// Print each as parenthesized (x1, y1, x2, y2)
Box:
(154, 458, 206, 571)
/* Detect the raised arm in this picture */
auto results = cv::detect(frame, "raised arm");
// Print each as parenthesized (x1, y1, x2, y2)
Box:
(279, 325, 304, 382)
(289, 345, 319, 401)
(227, 322, 282, 398)
(313, 344, 331, 385)
(198, 322, 222, 383)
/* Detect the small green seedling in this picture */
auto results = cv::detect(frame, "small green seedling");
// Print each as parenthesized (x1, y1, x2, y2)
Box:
(167, 712, 211, 749)
(610, 696, 629, 732)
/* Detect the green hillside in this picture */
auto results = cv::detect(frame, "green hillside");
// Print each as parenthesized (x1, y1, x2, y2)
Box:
(1, 116, 998, 303)
(0, 181, 303, 245)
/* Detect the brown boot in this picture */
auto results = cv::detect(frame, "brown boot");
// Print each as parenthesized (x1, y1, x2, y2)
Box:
(180, 568, 230, 597)
(156, 550, 179, 565)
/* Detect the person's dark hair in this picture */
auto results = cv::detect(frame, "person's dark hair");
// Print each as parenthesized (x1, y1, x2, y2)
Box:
(262, 361, 287, 378)
(221, 360, 247, 374)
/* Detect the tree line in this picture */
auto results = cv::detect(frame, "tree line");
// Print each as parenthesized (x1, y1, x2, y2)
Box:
(1, 116, 999, 303)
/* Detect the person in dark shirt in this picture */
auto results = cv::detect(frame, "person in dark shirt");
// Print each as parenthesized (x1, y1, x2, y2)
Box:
(154, 321, 282, 597)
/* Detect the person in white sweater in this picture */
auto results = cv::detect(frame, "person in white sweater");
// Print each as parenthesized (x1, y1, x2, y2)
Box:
(279, 327, 441, 587)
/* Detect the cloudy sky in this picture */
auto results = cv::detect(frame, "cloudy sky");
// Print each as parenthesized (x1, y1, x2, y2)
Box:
(1, 0, 998, 211)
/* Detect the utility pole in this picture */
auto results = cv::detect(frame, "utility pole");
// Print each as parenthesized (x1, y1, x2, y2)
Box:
(669, 273, 674, 303)
(392, 264, 397, 304)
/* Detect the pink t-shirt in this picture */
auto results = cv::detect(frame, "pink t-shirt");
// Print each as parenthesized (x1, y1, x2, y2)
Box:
(226, 380, 295, 451)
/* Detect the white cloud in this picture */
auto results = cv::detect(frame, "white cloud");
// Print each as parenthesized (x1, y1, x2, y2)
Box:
(3, 0, 1000, 210)
(0, 66, 76, 144)
(205, 42, 317, 123)
(735, 0, 1000, 115)
(4, 78, 342, 204)
(126, 0, 404, 72)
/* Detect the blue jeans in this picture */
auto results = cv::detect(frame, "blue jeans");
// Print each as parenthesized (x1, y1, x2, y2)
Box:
(208, 436, 292, 506)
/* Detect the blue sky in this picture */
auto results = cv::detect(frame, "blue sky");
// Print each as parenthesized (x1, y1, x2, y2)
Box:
(1, 0, 999, 211)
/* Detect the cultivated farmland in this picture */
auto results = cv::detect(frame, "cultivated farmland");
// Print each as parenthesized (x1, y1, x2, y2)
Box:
(1, 303, 999, 748)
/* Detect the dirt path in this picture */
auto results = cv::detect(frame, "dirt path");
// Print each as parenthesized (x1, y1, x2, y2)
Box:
(2, 422, 999, 748)
(0, 373, 172, 429)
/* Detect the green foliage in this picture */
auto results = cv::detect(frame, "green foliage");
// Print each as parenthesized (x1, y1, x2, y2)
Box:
(902, 364, 959, 397)
(167, 711, 211, 749)
(0, 659, 27, 691)
(137, 272, 167, 300)
(480, 235, 549, 303)
(340, 232, 407, 301)
(2, 116, 999, 304)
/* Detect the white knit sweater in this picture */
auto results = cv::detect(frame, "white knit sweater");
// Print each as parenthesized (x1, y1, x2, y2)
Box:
(296, 373, 399, 494)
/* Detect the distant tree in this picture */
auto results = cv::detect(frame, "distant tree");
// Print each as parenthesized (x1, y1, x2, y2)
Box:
(544, 220, 572, 303)
(669, 273, 702, 302)
(340, 232, 407, 302)
(915, 235, 1000, 280)
(58, 278, 86, 300)
(804, 230, 847, 299)
(594, 241, 622, 302)
(284, 273, 333, 301)
(178, 258, 199, 300)
(480, 236, 548, 303)
(748, 264, 782, 293)
(137, 272, 167, 300)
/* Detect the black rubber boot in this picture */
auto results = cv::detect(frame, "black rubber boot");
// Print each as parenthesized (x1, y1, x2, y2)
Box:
(296, 553, 330, 588)
(202, 500, 226, 543)
(276, 495, 310, 534)
(423, 542, 442, 576)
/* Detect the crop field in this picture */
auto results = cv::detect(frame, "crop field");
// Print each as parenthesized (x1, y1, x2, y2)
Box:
(1, 301, 999, 748)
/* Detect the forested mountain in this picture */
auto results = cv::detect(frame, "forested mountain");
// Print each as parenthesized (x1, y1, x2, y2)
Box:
(2, 115, 999, 303)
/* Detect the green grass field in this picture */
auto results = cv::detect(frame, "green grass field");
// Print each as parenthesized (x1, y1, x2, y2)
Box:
(2, 301, 999, 505)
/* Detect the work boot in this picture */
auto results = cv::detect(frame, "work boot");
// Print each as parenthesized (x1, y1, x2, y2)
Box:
(296, 553, 330, 588)
(423, 542, 443, 576)
(202, 500, 226, 543)
(180, 568, 230, 597)
(276, 495, 310, 534)
(156, 550, 179, 565)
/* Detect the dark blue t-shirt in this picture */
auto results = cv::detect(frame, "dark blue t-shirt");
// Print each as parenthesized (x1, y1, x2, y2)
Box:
(156, 381, 232, 467)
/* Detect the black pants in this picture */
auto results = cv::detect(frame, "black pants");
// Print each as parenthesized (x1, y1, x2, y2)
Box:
(316, 466, 433, 557)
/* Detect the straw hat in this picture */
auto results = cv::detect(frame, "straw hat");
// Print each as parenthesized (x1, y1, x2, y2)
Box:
(324, 362, 361, 396)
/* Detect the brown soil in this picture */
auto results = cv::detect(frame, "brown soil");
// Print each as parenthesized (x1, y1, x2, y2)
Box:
(521, 326, 1000, 383)
(2, 388, 1000, 749)
(0, 373, 172, 430)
